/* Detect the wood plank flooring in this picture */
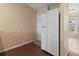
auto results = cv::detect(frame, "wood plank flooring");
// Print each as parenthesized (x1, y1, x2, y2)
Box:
(0, 42, 52, 56)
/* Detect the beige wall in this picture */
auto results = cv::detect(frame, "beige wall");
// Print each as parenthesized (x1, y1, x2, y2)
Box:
(60, 4, 69, 56)
(0, 4, 36, 51)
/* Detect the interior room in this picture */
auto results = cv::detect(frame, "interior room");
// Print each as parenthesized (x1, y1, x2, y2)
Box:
(0, 3, 60, 56)
(0, 3, 79, 56)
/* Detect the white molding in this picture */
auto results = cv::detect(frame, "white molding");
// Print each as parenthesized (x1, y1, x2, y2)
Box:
(0, 40, 36, 53)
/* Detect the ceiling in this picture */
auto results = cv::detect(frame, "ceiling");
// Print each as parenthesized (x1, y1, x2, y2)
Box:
(26, 3, 57, 10)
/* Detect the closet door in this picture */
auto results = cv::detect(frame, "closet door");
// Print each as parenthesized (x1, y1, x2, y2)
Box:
(41, 13, 48, 51)
(47, 8, 59, 56)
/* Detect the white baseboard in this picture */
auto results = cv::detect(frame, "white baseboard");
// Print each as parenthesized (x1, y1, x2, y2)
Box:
(0, 40, 36, 53)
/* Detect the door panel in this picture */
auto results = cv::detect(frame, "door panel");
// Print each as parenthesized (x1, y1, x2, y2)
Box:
(41, 13, 48, 51)
(47, 8, 59, 56)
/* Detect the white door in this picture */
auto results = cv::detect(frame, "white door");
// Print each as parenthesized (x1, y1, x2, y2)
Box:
(41, 13, 48, 51)
(47, 8, 59, 56)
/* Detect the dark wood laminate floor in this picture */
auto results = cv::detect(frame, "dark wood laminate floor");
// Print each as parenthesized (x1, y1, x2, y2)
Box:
(0, 42, 52, 56)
